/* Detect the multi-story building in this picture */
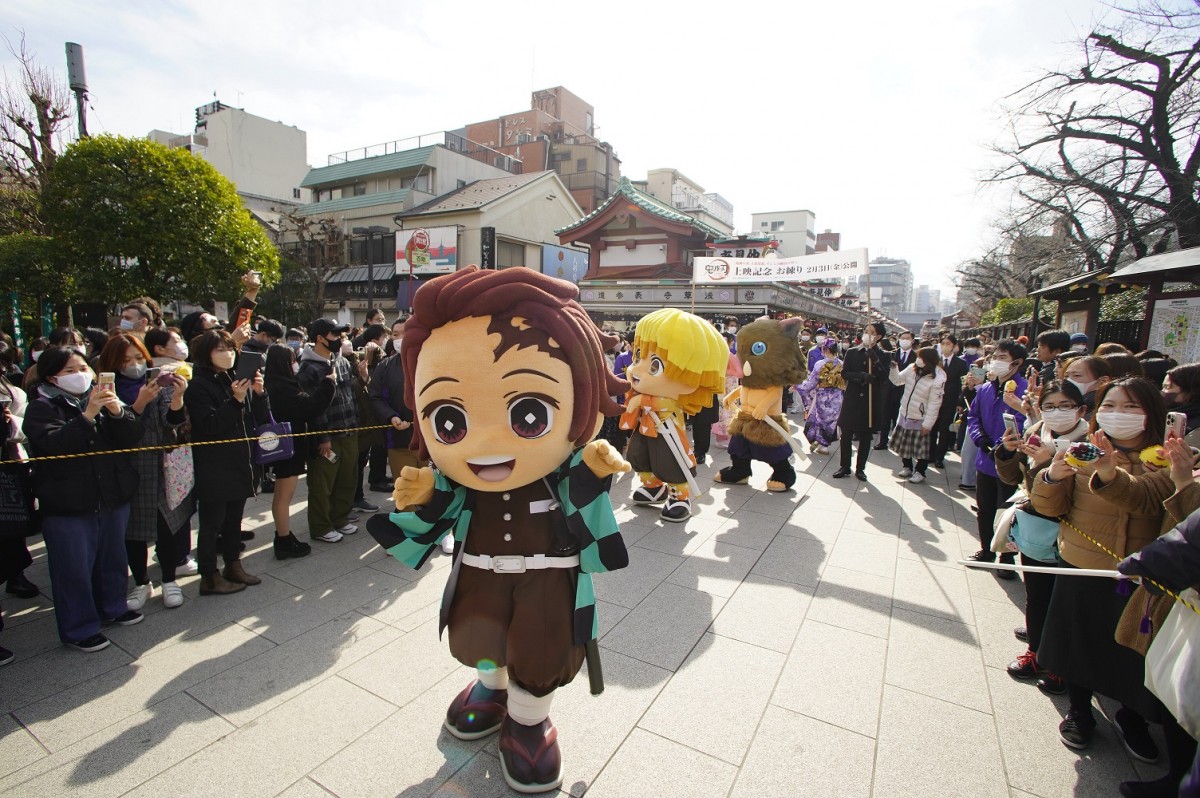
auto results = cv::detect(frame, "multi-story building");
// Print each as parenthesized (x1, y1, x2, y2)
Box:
(750, 210, 817, 257)
(815, 229, 841, 252)
(869, 257, 914, 316)
(914, 284, 943, 315)
(461, 87, 621, 214)
(148, 101, 309, 215)
(633, 168, 734, 236)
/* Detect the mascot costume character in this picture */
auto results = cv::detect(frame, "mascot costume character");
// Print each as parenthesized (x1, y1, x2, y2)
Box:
(367, 266, 631, 794)
(618, 308, 728, 522)
(715, 317, 809, 492)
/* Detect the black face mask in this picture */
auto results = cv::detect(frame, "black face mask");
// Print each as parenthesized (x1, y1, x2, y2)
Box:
(324, 337, 342, 356)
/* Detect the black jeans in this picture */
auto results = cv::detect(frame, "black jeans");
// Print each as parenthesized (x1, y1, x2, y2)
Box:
(929, 418, 955, 463)
(975, 472, 1016, 560)
(125, 513, 185, 585)
(196, 498, 246, 577)
(691, 422, 713, 461)
(1020, 552, 1056, 653)
(367, 443, 388, 484)
(839, 427, 872, 471)
(900, 457, 928, 475)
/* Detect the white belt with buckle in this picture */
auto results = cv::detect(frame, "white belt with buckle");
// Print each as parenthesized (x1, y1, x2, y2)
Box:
(459, 553, 580, 573)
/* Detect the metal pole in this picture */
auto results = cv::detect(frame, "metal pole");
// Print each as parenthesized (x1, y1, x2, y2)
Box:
(367, 230, 375, 314)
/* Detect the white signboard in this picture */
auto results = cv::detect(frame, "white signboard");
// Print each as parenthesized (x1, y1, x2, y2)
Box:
(395, 226, 458, 276)
(1149, 296, 1200, 365)
(692, 248, 868, 284)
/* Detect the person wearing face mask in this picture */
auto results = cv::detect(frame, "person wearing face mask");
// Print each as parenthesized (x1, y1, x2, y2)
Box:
(995, 380, 1090, 696)
(95, 334, 193, 611)
(368, 316, 428, 496)
(118, 302, 155, 338)
(966, 339, 1028, 577)
(960, 338, 982, 366)
(184, 329, 271, 594)
(807, 327, 830, 373)
(145, 327, 191, 370)
(23, 328, 87, 396)
(297, 318, 361, 544)
(1062, 355, 1113, 417)
(887, 346, 945, 482)
(876, 331, 917, 451)
(1068, 332, 1090, 355)
(240, 318, 285, 356)
(263, 343, 334, 559)
(928, 334, 968, 468)
(1162, 363, 1200, 434)
(834, 322, 891, 480)
(794, 339, 845, 456)
(22, 346, 145, 652)
(1032, 378, 1200, 787)
(285, 328, 307, 352)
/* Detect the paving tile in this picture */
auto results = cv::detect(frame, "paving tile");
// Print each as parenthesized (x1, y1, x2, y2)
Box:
(886, 608, 991, 714)
(188, 612, 402, 726)
(595, 599, 630, 640)
(0, 612, 62, 663)
(16, 621, 274, 752)
(584, 728, 736, 798)
(310, 670, 485, 798)
(591, 547, 684, 610)
(338, 616, 464, 710)
(827, 527, 899, 578)
(711, 510, 786, 551)
(772, 619, 887, 738)
(840, 506, 902, 536)
(601, 582, 726, 672)
(740, 489, 806, 518)
(0, 692, 233, 797)
(730, 705, 875, 798)
(640, 633, 784, 765)
(873, 686, 1008, 798)
(779, 505, 846, 546)
(274, 777, 339, 798)
(709, 576, 812, 654)
(240, 566, 409, 644)
(986, 667, 1138, 798)
(0, 637, 134, 715)
(892, 557, 975, 623)
(125, 676, 396, 798)
(260, 537, 388, 589)
(896, 520, 969, 564)
(963, 561, 1029, 606)
(612, 520, 655, 547)
(367, 543, 452, 583)
(357, 565, 450, 630)
(429, 750, 568, 797)
(0, 595, 56, 630)
(633, 514, 724, 557)
(972, 595, 1029, 671)
(665, 538, 761, 598)
(748, 534, 827, 588)
(0, 713, 45, 778)
(805, 565, 893, 639)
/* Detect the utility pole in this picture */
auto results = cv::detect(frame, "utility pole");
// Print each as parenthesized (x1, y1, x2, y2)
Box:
(352, 225, 390, 316)
(65, 43, 88, 139)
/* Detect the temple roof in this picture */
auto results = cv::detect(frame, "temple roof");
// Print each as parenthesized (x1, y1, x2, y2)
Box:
(555, 176, 724, 239)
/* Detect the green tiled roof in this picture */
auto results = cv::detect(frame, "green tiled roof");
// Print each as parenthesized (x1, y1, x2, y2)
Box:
(297, 188, 411, 215)
(555, 177, 723, 239)
(300, 146, 436, 188)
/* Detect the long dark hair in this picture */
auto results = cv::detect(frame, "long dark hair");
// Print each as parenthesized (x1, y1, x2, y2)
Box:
(263, 343, 296, 381)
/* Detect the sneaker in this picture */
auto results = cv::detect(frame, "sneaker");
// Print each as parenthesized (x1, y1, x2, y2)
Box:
(930, 461, 946, 469)
(104, 610, 144, 627)
(1058, 708, 1097, 750)
(440, 535, 455, 555)
(369, 481, 393, 493)
(995, 556, 1017, 581)
(353, 498, 380, 512)
(126, 583, 151, 611)
(179, 555, 199, 575)
(909, 472, 925, 484)
(161, 582, 184, 608)
(816, 446, 830, 455)
(67, 633, 111, 653)
(240, 529, 255, 541)
(957, 483, 976, 492)
(1037, 672, 1067, 695)
(967, 550, 995, 563)
(1007, 649, 1039, 680)
(1014, 626, 1028, 642)
(1115, 708, 1159, 763)
(346, 514, 362, 523)
(0, 645, 13, 666)
(897, 467, 913, 478)
(337, 523, 358, 536)
(313, 529, 344, 543)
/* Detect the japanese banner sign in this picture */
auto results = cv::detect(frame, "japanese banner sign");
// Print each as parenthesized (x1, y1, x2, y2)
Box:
(692, 248, 869, 284)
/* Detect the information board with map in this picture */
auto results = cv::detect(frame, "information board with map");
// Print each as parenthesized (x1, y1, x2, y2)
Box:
(1148, 296, 1200, 364)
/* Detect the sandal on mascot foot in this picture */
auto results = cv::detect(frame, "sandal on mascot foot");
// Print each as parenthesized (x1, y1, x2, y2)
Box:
(660, 495, 691, 523)
(444, 680, 508, 740)
(632, 483, 668, 505)
(499, 715, 563, 794)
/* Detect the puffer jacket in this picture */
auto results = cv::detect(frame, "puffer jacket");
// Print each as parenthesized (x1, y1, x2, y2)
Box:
(888, 365, 945, 429)
(994, 418, 1090, 491)
(1030, 450, 1174, 570)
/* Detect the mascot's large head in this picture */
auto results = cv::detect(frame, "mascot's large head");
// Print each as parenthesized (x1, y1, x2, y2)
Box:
(736, 317, 808, 389)
(401, 266, 626, 492)
(627, 308, 729, 415)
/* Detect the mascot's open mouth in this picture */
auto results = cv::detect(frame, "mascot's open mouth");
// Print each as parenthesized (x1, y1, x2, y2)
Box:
(467, 456, 516, 482)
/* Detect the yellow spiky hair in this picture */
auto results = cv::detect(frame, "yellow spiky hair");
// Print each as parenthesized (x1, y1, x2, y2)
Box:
(632, 308, 729, 414)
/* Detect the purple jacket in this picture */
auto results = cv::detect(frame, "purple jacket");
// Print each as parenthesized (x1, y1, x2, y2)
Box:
(808, 346, 825, 374)
(967, 373, 1027, 478)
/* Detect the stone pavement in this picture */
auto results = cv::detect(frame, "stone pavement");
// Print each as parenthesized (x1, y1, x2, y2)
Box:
(0, 442, 1172, 797)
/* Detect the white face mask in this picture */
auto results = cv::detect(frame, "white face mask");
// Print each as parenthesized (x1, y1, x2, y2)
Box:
(291, 362, 300, 375)
(987, 359, 1012, 378)
(863, 334, 876, 346)
(169, 341, 188, 360)
(120, 363, 147, 380)
(54, 371, 93, 395)
(800, 334, 811, 342)
(1095, 410, 1146, 440)
(1040, 408, 1081, 434)
(1071, 344, 1088, 353)
(964, 347, 978, 356)
(211, 351, 236, 371)
(31, 350, 41, 362)
(815, 335, 826, 345)
(1067, 378, 1095, 396)
(898, 339, 912, 351)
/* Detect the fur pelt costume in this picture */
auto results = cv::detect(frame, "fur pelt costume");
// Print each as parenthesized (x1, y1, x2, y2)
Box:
(366, 266, 631, 794)
(716, 317, 808, 491)
(618, 308, 728, 522)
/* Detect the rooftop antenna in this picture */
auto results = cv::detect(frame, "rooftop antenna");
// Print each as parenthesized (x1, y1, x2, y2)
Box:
(65, 42, 88, 138)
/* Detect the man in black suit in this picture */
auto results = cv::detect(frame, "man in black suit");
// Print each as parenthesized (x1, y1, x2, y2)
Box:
(835, 322, 892, 480)
(929, 333, 968, 468)
(875, 330, 916, 449)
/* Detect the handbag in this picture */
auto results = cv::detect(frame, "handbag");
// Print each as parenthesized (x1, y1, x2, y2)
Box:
(1144, 589, 1200, 737)
(254, 411, 295, 465)
(992, 503, 1019, 554)
(161, 446, 194, 510)
(1009, 508, 1061, 563)
(0, 461, 36, 537)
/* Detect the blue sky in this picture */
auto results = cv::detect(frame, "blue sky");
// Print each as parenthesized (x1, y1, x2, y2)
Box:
(4, 0, 1113, 296)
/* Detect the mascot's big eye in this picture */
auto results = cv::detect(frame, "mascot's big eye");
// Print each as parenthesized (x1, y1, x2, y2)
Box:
(509, 396, 555, 439)
(648, 356, 665, 376)
(430, 403, 468, 445)
(751, 341, 768, 356)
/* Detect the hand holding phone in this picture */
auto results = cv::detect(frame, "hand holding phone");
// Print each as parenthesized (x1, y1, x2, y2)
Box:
(1002, 413, 1019, 437)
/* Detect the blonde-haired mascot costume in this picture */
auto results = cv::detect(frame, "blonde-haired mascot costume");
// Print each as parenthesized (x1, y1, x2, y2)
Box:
(619, 308, 728, 522)
(367, 266, 631, 794)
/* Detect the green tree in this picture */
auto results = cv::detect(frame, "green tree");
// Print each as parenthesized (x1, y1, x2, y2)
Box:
(0, 231, 68, 299)
(1100, 285, 1148, 320)
(980, 297, 1034, 326)
(41, 135, 279, 304)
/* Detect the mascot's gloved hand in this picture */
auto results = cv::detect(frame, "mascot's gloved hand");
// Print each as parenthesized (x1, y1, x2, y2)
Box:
(393, 466, 436, 509)
(583, 439, 632, 478)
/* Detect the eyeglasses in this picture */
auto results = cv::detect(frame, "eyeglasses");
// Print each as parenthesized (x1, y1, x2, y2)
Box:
(1041, 404, 1079, 411)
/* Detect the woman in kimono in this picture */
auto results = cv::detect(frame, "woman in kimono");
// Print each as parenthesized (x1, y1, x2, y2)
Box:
(795, 338, 844, 455)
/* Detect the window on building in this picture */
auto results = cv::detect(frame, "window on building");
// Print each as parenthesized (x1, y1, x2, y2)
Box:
(353, 184, 367, 196)
(497, 239, 525, 269)
(771, 221, 785, 231)
(457, 179, 467, 189)
(760, 222, 769, 228)
(292, 188, 301, 199)
(585, 112, 594, 135)
(577, 158, 587, 172)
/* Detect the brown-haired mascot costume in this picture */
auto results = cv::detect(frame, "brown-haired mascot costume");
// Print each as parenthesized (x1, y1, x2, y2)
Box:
(715, 317, 808, 491)
(367, 266, 630, 794)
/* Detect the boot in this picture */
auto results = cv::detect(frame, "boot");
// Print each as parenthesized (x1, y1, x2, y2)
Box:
(199, 572, 246, 595)
(221, 560, 261, 586)
(498, 715, 563, 794)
